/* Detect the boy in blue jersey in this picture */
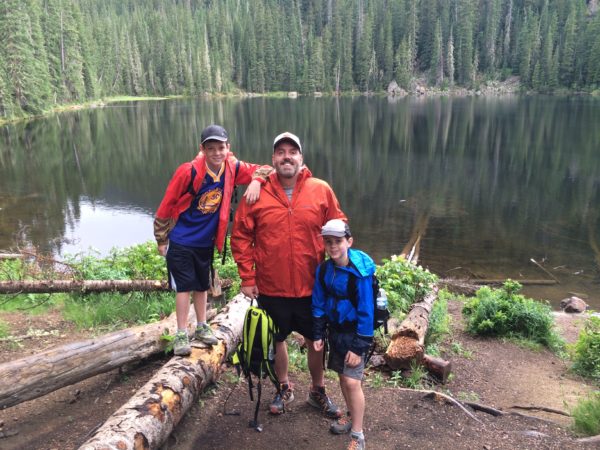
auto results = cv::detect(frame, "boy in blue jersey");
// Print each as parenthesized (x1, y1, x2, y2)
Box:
(312, 219, 375, 450)
(154, 124, 270, 356)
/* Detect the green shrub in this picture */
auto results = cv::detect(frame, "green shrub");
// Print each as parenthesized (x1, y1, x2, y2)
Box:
(0, 319, 9, 338)
(571, 316, 600, 382)
(426, 290, 451, 343)
(376, 255, 437, 314)
(572, 392, 600, 436)
(462, 280, 562, 350)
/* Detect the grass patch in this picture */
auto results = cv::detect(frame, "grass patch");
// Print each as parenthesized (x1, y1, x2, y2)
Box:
(0, 319, 9, 338)
(462, 280, 563, 351)
(572, 392, 600, 436)
(570, 316, 600, 383)
(63, 292, 174, 329)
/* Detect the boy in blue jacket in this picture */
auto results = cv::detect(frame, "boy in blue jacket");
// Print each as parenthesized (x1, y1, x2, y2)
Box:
(312, 219, 375, 450)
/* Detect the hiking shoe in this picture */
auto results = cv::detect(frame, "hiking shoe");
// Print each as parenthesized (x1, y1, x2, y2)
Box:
(269, 383, 294, 415)
(347, 434, 365, 450)
(173, 331, 191, 356)
(330, 413, 352, 434)
(194, 323, 219, 345)
(307, 386, 342, 418)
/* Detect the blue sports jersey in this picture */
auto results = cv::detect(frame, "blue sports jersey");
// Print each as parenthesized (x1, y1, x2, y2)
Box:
(168, 165, 224, 248)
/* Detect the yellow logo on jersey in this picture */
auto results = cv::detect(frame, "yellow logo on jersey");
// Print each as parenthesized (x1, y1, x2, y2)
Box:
(197, 188, 223, 214)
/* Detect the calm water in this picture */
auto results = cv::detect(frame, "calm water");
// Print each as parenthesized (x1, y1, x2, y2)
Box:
(0, 97, 599, 308)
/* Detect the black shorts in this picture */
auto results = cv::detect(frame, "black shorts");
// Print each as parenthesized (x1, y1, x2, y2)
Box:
(166, 242, 212, 293)
(257, 295, 315, 342)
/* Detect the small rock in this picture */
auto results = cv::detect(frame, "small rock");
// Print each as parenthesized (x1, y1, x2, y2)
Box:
(560, 296, 588, 313)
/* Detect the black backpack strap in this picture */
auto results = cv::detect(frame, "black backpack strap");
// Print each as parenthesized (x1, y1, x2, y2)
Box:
(221, 160, 241, 265)
(186, 163, 197, 196)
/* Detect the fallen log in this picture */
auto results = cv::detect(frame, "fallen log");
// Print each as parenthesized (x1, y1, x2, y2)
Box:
(0, 278, 232, 294)
(384, 285, 439, 370)
(440, 278, 558, 296)
(0, 253, 24, 260)
(400, 212, 429, 265)
(79, 293, 250, 450)
(0, 307, 216, 409)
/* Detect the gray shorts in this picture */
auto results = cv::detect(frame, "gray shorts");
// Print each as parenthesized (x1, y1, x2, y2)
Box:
(327, 333, 366, 380)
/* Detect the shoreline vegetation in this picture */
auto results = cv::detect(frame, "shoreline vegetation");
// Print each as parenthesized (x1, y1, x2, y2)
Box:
(2, 76, 599, 128)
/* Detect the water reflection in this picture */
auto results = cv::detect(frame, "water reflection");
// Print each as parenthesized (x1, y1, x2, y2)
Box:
(0, 97, 598, 307)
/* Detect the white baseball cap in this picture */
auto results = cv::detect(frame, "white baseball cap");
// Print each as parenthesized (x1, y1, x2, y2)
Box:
(273, 132, 302, 153)
(321, 219, 351, 237)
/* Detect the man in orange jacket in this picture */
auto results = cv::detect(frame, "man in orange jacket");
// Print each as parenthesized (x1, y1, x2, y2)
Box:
(232, 131, 346, 417)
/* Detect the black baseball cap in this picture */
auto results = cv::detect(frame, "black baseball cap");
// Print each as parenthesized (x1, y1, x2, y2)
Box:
(200, 125, 229, 145)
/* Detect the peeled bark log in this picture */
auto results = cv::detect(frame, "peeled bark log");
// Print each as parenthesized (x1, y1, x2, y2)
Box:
(79, 294, 250, 450)
(0, 253, 24, 259)
(0, 278, 232, 294)
(0, 307, 216, 409)
(384, 286, 438, 369)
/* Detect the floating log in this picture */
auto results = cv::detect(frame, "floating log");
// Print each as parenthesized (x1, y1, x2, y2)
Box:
(79, 293, 250, 450)
(440, 278, 558, 296)
(384, 286, 438, 370)
(0, 278, 232, 294)
(0, 307, 216, 409)
(400, 213, 429, 265)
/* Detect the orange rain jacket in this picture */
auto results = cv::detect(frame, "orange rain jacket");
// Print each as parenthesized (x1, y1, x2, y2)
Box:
(154, 151, 270, 252)
(231, 167, 346, 298)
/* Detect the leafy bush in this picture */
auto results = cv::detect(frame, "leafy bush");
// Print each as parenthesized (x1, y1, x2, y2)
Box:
(376, 255, 437, 314)
(462, 280, 562, 350)
(572, 392, 600, 436)
(571, 316, 600, 382)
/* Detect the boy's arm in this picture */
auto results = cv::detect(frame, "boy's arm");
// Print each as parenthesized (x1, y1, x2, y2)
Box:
(153, 164, 191, 246)
(349, 275, 375, 355)
(234, 161, 274, 204)
(234, 161, 274, 185)
(230, 200, 257, 288)
(311, 265, 328, 342)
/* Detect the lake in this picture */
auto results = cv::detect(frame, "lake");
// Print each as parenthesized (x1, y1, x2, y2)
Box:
(0, 96, 598, 309)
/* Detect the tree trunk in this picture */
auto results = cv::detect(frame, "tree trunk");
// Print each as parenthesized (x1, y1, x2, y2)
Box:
(79, 294, 250, 450)
(0, 306, 217, 409)
(0, 279, 232, 294)
(384, 286, 438, 370)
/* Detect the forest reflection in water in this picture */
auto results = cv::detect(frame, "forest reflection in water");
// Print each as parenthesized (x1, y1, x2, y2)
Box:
(0, 96, 598, 307)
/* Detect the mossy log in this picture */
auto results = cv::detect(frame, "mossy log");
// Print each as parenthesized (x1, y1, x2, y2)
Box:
(0, 306, 217, 409)
(78, 294, 249, 450)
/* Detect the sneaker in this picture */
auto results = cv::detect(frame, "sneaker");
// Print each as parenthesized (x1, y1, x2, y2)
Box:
(330, 412, 352, 434)
(173, 331, 191, 356)
(269, 383, 294, 415)
(347, 434, 365, 450)
(194, 323, 218, 345)
(307, 386, 342, 418)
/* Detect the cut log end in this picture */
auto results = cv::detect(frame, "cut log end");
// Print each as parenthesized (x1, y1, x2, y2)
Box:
(383, 336, 423, 370)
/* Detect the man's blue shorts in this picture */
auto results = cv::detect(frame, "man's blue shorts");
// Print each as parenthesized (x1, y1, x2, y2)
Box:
(166, 242, 212, 293)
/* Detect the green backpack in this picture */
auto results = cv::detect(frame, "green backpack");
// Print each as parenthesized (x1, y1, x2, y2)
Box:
(232, 302, 279, 431)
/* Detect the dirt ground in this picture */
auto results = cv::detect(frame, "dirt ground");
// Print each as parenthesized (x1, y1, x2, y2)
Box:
(0, 301, 597, 450)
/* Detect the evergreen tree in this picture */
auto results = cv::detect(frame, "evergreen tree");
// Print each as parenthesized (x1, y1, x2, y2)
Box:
(429, 19, 443, 85)
(0, 0, 50, 114)
(559, 10, 576, 87)
(0, 53, 15, 118)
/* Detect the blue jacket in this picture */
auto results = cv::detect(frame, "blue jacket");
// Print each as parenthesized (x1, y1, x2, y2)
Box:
(312, 248, 376, 355)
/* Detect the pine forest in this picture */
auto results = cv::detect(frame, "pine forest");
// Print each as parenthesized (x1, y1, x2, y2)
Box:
(1, 0, 600, 119)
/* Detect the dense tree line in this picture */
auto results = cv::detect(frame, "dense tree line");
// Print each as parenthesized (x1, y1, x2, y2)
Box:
(1, 0, 600, 118)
